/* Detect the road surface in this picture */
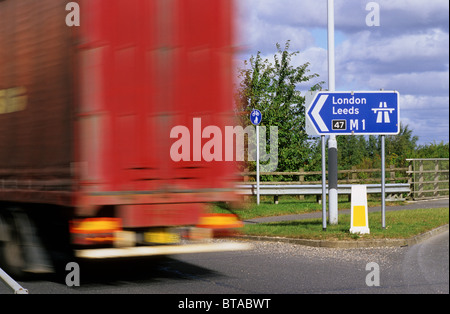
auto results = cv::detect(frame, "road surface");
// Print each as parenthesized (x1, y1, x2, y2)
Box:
(1, 199, 448, 295)
(1, 231, 447, 295)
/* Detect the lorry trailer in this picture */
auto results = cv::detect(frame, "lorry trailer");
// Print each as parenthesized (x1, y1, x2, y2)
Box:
(0, 0, 247, 277)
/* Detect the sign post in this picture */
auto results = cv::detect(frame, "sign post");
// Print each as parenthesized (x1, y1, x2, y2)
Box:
(250, 109, 262, 205)
(305, 90, 400, 229)
(321, 135, 327, 231)
(381, 135, 386, 229)
(327, 0, 338, 226)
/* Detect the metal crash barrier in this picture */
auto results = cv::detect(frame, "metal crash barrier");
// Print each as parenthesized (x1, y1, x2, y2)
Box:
(237, 183, 411, 203)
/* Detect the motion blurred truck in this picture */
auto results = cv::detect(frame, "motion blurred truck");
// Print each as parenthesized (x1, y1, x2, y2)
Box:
(0, 0, 245, 277)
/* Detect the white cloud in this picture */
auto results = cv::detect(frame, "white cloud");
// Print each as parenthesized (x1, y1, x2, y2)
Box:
(334, 0, 449, 34)
(242, 0, 327, 28)
(362, 71, 449, 96)
(236, 0, 317, 55)
(400, 95, 449, 144)
(339, 29, 448, 65)
(235, 0, 449, 145)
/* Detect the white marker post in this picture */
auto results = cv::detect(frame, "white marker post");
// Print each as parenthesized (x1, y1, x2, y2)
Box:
(350, 185, 370, 234)
(250, 109, 262, 205)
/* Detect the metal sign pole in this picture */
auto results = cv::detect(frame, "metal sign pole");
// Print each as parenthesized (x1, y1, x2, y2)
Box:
(322, 135, 327, 231)
(256, 125, 260, 205)
(250, 109, 262, 205)
(327, 0, 338, 225)
(381, 135, 386, 229)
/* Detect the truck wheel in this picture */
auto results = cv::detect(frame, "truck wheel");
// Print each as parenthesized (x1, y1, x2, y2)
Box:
(0, 211, 27, 279)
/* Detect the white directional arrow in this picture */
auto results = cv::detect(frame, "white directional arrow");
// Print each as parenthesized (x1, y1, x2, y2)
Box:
(311, 94, 329, 132)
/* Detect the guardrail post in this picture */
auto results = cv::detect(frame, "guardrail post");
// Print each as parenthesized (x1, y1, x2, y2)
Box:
(351, 166, 357, 182)
(299, 168, 305, 200)
(389, 164, 395, 182)
(348, 166, 356, 202)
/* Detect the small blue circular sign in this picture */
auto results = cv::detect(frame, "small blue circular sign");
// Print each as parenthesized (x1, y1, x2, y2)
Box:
(250, 109, 262, 125)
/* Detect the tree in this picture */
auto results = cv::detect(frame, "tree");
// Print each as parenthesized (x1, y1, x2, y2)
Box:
(385, 123, 418, 166)
(335, 123, 423, 169)
(235, 41, 324, 177)
(337, 135, 368, 168)
(414, 141, 449, 158)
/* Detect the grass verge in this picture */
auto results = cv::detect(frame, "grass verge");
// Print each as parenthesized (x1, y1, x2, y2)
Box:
(242, 207, 449, 241)
(214, 195, 406, 220)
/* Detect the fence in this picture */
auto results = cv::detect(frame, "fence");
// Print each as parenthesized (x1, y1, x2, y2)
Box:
(241, 158, 449, 201)
(407, 158, 449, 200)
(237, 183, 411, 203)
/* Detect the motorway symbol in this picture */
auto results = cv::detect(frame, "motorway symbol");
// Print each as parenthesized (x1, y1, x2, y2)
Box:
(305, 91, 400, 135)
(250, 109, 262, 125)
(372, 102, 395, 123)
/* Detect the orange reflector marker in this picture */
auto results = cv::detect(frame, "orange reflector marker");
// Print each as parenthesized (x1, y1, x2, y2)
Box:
(70, 218, 122, 245)
(70, 217, 122, 234)
(197, 214, 243, 229)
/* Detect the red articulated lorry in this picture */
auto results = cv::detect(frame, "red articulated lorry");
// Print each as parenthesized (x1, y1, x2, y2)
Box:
(0, 0, 246, 277)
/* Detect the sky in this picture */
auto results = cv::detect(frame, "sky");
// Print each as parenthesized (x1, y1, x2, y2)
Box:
(234, 0, 449, 145)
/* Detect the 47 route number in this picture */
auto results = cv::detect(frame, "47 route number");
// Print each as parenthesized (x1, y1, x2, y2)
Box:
(332, 119, 366, 131)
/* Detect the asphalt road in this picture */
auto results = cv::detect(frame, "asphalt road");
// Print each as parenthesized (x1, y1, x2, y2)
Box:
(1, 231, 448, 295)
(0, 199, 448, 295)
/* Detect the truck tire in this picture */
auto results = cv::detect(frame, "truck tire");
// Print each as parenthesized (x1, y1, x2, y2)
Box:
(0, 211, 27, 279)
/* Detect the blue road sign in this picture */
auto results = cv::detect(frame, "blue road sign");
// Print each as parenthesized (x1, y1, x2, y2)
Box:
(305, 91, 399, 135)
(250, 109, 262, 125)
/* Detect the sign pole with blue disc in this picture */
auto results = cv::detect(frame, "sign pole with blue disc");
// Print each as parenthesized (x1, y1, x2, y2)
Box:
(251, 109, 262, 205)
